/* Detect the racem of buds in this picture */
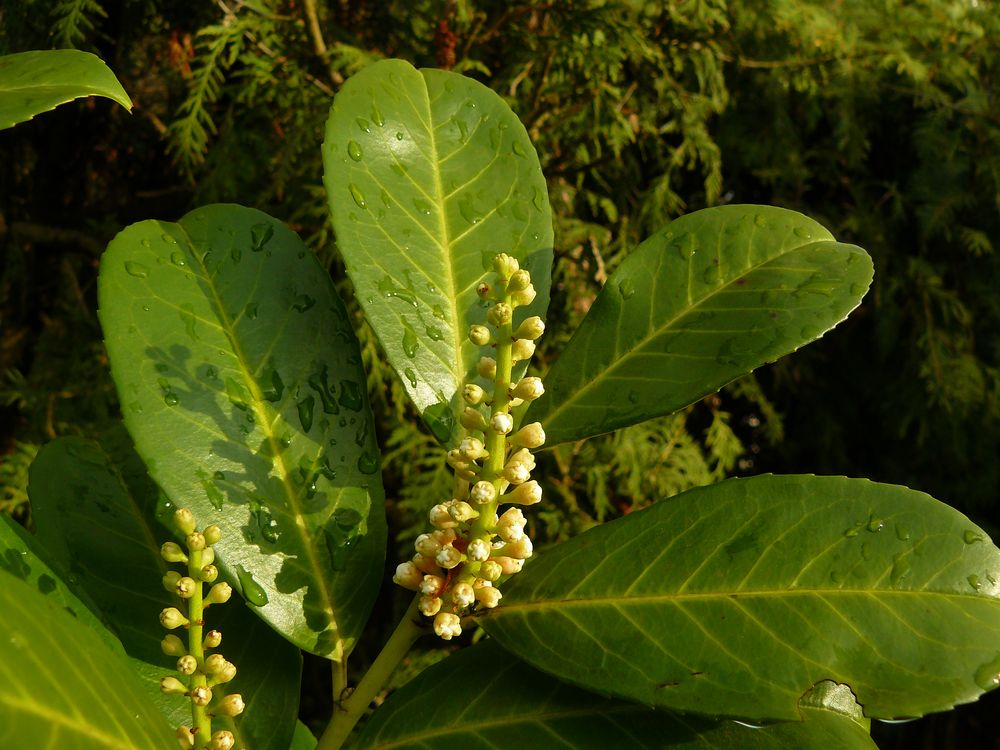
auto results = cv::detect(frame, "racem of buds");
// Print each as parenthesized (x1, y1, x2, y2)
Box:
(511, 377, 544, 401)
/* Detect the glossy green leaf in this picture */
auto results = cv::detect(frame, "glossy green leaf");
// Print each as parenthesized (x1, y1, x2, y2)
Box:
(0, 514, 122, 654)
(0, 569, 176, 750)
(98, 204, 385, 659)
(355, 640, 876, 749)
(290, 721, 318, 750)
(29, 430, 302, 749)
(480, 474, 1000, 721)
(526, 205, 873, 445)
(323, 58, 552, 441)
(0, 49, 132, 130)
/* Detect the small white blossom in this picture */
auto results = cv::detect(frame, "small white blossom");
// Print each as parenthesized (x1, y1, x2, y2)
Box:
(436, 545, 464, 569)
(452, 582, 476, 608)
(419, 595, 443, 616)
(448, 501, 479, 522)
(429, 504, 457, 529)
(475, 586, 502, 608)
(487, 303, 513, 327)
(432, 528, 457, 546)
(500, 536, 533, 560)
(209, 730, 235, 750)
(414, 533, 441, 557)
(490, 412, 514, 434)
(511, 377, 544, 401)
(412, 553, 441, 575)
(420, 575, 445, 596)
(433, 612, 463, 640)
(190, 686, 213, 706)
(496, 508, 527, 542)
(393, 561, 423, 590)
(177, 655, 198, 675)
(512, 422, 546, 449)
(492, 556, 525, 575)
(459, 437, 488, 461)
(471, 480, 497, 505)
(504, 479, 543, 505)
(480, 560, 503, 581)
(467, 538, 492, 561)
(511, 338, 536, 362)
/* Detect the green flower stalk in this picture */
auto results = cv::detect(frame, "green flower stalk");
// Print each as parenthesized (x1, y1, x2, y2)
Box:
(158, 508, 245, 749)
(392, 253, 546, 640)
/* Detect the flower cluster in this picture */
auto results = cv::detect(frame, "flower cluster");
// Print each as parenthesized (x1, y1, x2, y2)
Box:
(159, 508, 245, 750)
(393, 253, 545, 640)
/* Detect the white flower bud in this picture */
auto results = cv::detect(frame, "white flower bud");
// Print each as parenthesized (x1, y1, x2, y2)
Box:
(469, 325, 493, 346)
(477, 357, 497, 379)
(205, 582, 232, 606)
(412, 553, 441, 575)
(463, 383, 486, 405)
(514, 316, 545, 341)
(490, 412, 514, 435)
(459, 437, 488, 461)
(176, 726, 195, 748)
(393, 561, 423, 590)
(500, 536, 533, 559)
(216, 693, 245, 717)
(414, 533, 441, 557)
(161, 542, 188, 564)
(429, 504, 458, 529)
(203, 525, 222, 545)
(487, 303, 513, 328)
(510, 283, 536, 307)
(159, 607, 189, 630)
(448, 501, 479, 522)
(420, 575, 445, 596)
(209, 730, 235, 750)
(467, 538, 491, 562)
(419, 595, 443, 616)
(186, 532, 206, 552)
(504, 463, 530, 484)
(173, 508, 196, 535)
(200, 564, 219, 583)
(203, 653, 228, 674)
(511, 338, 536, 362)
(177, 654, 198, 675)
(190, 685, 213, 706)
(506, 268, 531, 293)
(213, 661, 237, 684)
(476, 586, 502, 608)
(471, 480, 497, 505)
(496, 508, 527, 542)
(460, 406, 488, 431)
(492, 556, 524, 574)
(511, 377, 544, 401)
(493, 253, 520, 279)
(512, 422, 545, 449)
(433, 611, 463, 640)
(436, 545, 464, 569)
(203, 630, 222, 649)
(504, 479, 543, 505)
(480, 560, 503, 581)
(176, 576, 197, 599)
(452, 582, 475, 608)
(161, 634, 186, 656)
(162, 570, 182, 592)
(432, 528, 457, 546)
(160, 676, 187, 695)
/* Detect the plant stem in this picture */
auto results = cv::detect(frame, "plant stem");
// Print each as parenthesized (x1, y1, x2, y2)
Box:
(187, 548, 211, 747)
(316, 595, 424, 750)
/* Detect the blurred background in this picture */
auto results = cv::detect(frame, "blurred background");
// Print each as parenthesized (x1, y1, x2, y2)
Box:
(1, 1, 997, 746)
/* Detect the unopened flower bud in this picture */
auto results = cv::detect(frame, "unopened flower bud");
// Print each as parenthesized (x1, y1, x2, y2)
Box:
(492, 556, 525, 575)
(459, 437, 488, 461)
(510, 284, 536, 307)
(176, 726, 195, 748)
(511, 338, 536, 362)
(419, 595, 443, 616)
(467, 538, 491, 562)
(173, 508, 196, 535)
(476, 282, 493, 299)
(436, 545, 464, 569)
(476, 586, 502, 608)
(208, 730, 235, 750)
(500, 536, 534, 560)
(434, 611, 463, 640)
(471, 480, 497, 505)
(512, 422, 545, 449)
(506, 268, 531, 293)
(161, 634, 187, 656)
(201, 547, 216, 566)
(452, 582, 475, 608)
(496, 508, 527, 542)
(203, 525, 222, 545)
(214, 661, 237, 684)
(393, 561, 423, 590)
(477, 356, 497, 379)
(200, 564, 219, 583)
(448, 501, 479, 522)
(160, 676, 187, 695)
(162, 570, 182, 592)
(420, 575, 445, 596)
(190, 685, 213, 706)
(414, 533, 442, 557)
(480, 560, 503, 581)
(412, 553, 440, 575)
(511, 377, 544, 401)
(493, 253, 520, 279)
(177, 654, 198, 675)
(160, 607, 189, 630)
(514, 316, 545, 340)
(429, 503, 458, 529)
(203, 653, 227, 674)
(487, 303, 513, 328)
(469, 325, 493, 346)
(185, 532, 206, 552)
(490, 412, 513, 435)
(161, 542, 188, 564)
(203, 630, 222, 649)
(216, 694, 245, 717)
(176, 576, 197, 599)
(205, 582, 232, 606)
(463, 383, 486, 405)
(504, 479, 543, 505)
(460, 406, 488, 431)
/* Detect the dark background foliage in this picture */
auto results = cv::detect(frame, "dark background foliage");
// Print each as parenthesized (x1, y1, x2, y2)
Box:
(1, 1, 997, 746)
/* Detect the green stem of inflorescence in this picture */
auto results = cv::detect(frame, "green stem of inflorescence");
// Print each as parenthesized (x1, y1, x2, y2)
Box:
(187, 547, 211, 747)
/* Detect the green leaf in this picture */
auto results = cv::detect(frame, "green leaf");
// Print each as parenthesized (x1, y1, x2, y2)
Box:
(290, 721, 318, 750)
(480, 474, 1000, 721)
(0, 49, 132, 130)
(323, 59, 552, 441)
(0, 569, 176, 750)
(526, 206, 873, 445)
(0, 514, 123, 654)
(354, 640, 877, 749)
(97, 204, 385, 659)
(28, 430, 303, 749)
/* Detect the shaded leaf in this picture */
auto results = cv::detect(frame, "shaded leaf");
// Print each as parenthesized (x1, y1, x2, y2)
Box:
(0, 49, 131, 130)
(98, 204, 385, 659)
(323, 58, 552, 441)
(0, 569, 175, 750)
(526, 206, 873, 445)
(355, 640, 876, 749)
(480, 474, 1000, 720)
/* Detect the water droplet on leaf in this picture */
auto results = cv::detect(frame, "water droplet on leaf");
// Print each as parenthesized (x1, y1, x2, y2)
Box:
(349, 184, 367, 209)
(125, 261, 149, 278)
(348, 140, 363, 161)
(297, 395, 315, 432)
(251, 223, 274, 252)
(237, 566, 269, 606)
(402, 321, 419, 358)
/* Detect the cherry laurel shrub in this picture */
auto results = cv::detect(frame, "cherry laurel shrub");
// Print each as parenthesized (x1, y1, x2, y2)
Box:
(3, 57, 1000, 750)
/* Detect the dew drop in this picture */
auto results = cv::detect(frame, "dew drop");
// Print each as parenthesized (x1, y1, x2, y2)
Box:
(125, 261, 149, 278)
(412, 197, 433, 215)
(293, 294, 316, 313)
(402, 321, 419, 358)
(458, 196, 482, 225)
(245, 302, 259, 321)
(964, 530, 985, 544)
(890, 553, 911, 586)
(404, 368, 417, 388)
(618, 278, 635, 299)
(968, 574, 983, 591)
(297, 395, 315, 432)
(237, 566, 269, 606)
(349, 184, 367, 209)
(867, 515, 885, 533)
(163, 392, 179, 407)
(251, 223, 274, 252)
(843, 523, 862, 538)
(338, 379, 363, 412)
(324, 508, 364, 571)
(532, 186, 547, 212)
(170, 251, 187, 267)
(895, 524, 911, 541)
(355, 117, 371, 133)
(422, 401, 454, 443)
(371, 105, 384, 127)
(347, 140, 363, 161)
(395, 131, 404, 140)
(850, 282, 868, 296)
(261, 369, 285, 402)
(702, 265, 720, 284)
(793, 226, 813, 240)
(512, 141, 527, 157)
(230, 246, 242, 263)
(161, 233, 178, 245)
(357, 452, 379, 474)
